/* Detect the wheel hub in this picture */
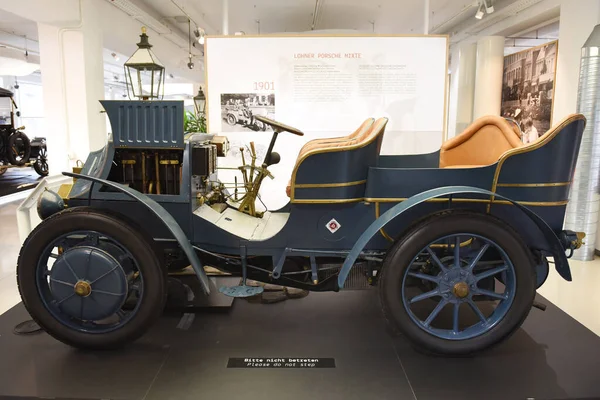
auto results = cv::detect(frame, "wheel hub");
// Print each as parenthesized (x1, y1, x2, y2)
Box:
(74, 280, 92, 297)
(50, 246, 128, 321)
(452, 282, 469, 298)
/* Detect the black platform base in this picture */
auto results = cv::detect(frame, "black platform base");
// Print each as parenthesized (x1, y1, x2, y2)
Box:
(0, 290, 599, 400)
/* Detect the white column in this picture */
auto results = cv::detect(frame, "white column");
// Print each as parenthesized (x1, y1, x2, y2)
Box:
(553, 0, 600, 124)
(473, 36, 505, 119)
(423, 0, 430, 34)
(552, 1, 600, 253)
(447, 42, 477, 138)
(222, 0, 229, 35)
(37, 0, 106, 174)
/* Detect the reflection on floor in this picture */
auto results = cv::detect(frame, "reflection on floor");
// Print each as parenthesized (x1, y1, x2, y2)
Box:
(0, 168, 41, 197)
(0, 198, 599, 337)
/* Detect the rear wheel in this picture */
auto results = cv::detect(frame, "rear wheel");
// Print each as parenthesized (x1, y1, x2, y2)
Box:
(17, 208, 166, 349)
(379, 211, 535, 355)
(226, 113, 237, 126)
(7, 131, 31, 166)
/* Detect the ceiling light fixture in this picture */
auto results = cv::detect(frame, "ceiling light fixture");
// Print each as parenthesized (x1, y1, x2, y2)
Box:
(111, 52, 120, 61)
(475, 2, 484, 19)
(193, 27, 205, 45)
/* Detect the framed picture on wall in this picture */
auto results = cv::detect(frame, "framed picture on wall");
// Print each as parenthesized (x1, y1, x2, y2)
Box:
(501, 40, 558, 144)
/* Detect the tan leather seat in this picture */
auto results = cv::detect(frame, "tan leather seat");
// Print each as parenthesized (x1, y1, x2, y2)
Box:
(286, 118, 375, 196)
(440, 115, 523, 168)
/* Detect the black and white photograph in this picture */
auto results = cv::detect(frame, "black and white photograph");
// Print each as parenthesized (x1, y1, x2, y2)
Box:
(501, 41, 557, 143)
(220, 93, 276, 132)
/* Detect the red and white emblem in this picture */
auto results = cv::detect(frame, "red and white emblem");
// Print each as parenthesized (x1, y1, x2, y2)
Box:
(326, 218, 341, 234)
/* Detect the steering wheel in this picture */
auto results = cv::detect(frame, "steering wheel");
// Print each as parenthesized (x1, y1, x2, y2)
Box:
(254, 116, 304, 136)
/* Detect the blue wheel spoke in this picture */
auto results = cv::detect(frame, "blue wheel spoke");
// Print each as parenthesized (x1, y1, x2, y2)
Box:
(466, 298, 487, 323)
(452, 302, 460, 333)
(454, 236, 460, 269)
(90, 265, 119, 284)
(408, 271, 440, 284)
(50, 278, 75, 287)
(63, 257, 79, 280)
(466, 243, 490, 272)
(423, 298, 447, 327)
(475, 288, 509, 300)
(56, 292, 76, 305)
(474, 265, 508, 281)
(93, 289, 126, 296)
(409, 289, 440, 304)
(425, 248, 449, 273)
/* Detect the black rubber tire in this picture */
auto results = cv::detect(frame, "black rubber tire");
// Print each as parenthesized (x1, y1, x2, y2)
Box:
(17, 207, 167, 349)
(33, 146, 49, 176)
(379, 210, 536, 356)
(226, 114, 237, 126)
(7, 131, 31, 166)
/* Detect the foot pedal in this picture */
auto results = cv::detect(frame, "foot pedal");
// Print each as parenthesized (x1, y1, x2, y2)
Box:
(532, 300, 547, 311)
(219, 285, 264, 298)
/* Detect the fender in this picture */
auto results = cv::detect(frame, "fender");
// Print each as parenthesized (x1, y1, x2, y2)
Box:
(63, 172, 211, 295)
(338, 185, 571, 289)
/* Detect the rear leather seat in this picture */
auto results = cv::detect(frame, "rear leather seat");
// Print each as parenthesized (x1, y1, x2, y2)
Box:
(439, 115, 523, 168)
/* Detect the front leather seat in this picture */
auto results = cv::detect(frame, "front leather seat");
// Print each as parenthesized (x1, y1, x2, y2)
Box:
(440, 115, 523, 168)
(286, 118, 375, 196)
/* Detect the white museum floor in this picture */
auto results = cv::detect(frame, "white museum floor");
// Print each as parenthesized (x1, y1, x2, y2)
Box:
(0, 196, 599, 337)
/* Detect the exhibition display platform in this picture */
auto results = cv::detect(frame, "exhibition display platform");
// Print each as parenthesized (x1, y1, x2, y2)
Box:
(0, 289, 598, 400)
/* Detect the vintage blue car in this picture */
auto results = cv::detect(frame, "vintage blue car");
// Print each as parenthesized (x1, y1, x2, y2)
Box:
(17, 100, 586, 355)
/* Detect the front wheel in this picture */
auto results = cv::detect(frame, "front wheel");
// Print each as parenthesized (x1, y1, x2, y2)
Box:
(33, 146, 49, 176)
(17, 208, 166, 349)
(379, 211, 535, 356)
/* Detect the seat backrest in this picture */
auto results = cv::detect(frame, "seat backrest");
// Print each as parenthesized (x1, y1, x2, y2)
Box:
(296, 118, 374, 160)
(439, 115, 523, 168)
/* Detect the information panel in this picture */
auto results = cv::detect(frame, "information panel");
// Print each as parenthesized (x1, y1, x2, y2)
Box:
(205, 35, 448, 208)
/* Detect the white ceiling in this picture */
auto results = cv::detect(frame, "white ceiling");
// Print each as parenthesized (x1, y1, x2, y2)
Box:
(0, 0, 563, 84)
(144, 0, 502, 35)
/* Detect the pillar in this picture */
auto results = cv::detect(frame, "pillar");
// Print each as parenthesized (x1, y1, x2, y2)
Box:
(222, 0, 229, 35)
(553, 0, 600, 124)
(37, 0, 106, 174)
(553, 0, 600, 258)
(447, 42, 477, 138)
(473, 36, 505, 119)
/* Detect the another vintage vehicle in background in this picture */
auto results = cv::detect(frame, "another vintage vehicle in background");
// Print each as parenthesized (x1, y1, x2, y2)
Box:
(17, 99, 586, 356)
(0, 87, 49, 177)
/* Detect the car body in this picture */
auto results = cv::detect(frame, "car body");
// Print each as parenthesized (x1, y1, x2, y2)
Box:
(18, 100, 586, 355)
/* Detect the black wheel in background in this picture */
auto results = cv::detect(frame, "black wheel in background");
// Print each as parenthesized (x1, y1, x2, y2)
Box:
(7, 131, 31, 166)
(379, 210, 536, 356)
(33, 146, 49, 176)
(17, 207, 167, 349)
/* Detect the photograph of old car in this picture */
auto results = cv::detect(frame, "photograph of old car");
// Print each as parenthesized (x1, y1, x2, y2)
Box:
(221, 93, 275, 132)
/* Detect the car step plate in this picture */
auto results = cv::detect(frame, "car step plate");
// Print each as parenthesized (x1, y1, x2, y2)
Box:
(219, 285, 264, 298)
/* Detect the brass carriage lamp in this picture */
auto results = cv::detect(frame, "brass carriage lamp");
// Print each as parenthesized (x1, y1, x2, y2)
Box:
(124, 27, 165, 100)
(193, 86, 206, 116)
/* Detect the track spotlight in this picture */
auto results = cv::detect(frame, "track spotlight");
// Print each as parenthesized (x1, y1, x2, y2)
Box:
(111, 52, 120, 61)
(475, 3, 484, 19)
(194, 28, 205, 45)
(483, 0, 494, 13)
